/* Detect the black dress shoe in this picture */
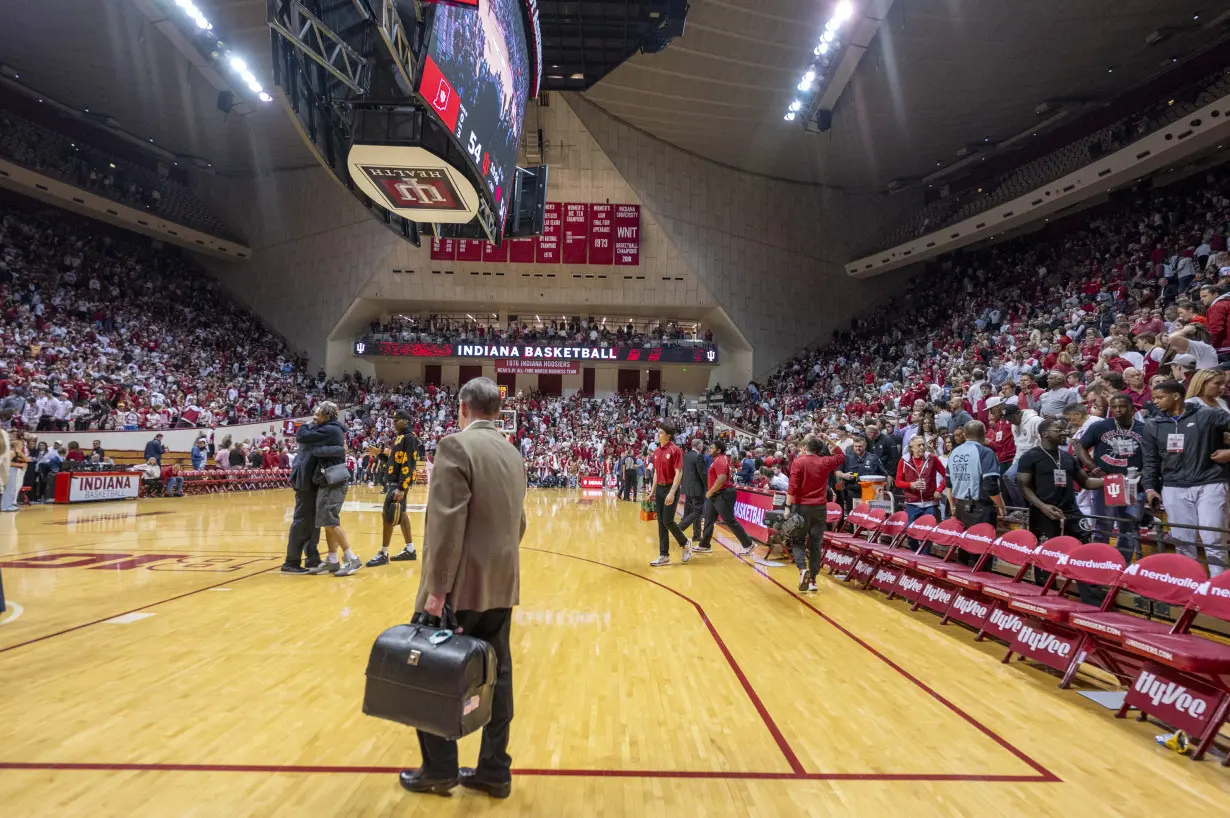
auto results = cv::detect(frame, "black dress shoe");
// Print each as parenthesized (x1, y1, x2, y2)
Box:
(279, 564, 309, 574)
(459, 767, 511, 799)
(399, 769, 458, 795)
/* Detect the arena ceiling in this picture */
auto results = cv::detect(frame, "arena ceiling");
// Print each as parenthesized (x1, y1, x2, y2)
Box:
(0, 0, 1222, 189)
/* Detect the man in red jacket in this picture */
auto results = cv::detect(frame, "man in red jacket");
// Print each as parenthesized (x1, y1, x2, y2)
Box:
(787, 436, 846, 592)
(1200, 283, 1230, 362)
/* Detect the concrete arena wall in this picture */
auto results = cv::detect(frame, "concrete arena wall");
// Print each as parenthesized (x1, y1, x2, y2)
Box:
(191, 90, 919, 383)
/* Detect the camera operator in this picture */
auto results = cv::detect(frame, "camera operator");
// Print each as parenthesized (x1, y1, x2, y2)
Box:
(787, 436, 846, 592)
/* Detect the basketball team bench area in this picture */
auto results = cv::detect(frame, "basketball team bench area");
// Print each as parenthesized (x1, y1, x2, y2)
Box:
(0, 487, 1228, 816)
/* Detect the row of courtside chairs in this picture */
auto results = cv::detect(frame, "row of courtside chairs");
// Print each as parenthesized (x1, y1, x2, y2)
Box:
(818, 502, 1230, 766)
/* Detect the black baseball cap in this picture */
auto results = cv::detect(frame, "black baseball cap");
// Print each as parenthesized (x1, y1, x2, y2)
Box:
(393, 409, 412, 421)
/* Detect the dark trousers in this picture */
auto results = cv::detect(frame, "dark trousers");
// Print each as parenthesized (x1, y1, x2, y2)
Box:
(791, 504, 829, 575)
(285, 488, 322, 567)
(654, 484, 687, 556)
(417, 608, 513, 782)
(678, 493, 706, 542)
(954, 498, 997, 567)
(699, 488, 754, 551)
(619, 470, 638, 500)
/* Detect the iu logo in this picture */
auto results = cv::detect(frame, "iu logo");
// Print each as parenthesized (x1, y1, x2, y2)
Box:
(360, 166, 466, 212)
(1107, 482, 1121, 499)
(355, 342, 366, 354)
(707, 350, 716, 361)
(394, 178, 447, 206)
(432, 78, 451, 113)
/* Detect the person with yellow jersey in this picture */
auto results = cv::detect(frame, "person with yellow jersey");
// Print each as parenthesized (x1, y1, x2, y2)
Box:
(365, 409, 420, 568)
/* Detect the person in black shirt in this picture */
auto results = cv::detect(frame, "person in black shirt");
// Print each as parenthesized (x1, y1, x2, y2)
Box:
(1074, 393, 1146, 562)
(1018, 419, 1104, 586)
(834, 436, 885, 513)
(367, 409, 419, 567)
(865, 423, 899, 483)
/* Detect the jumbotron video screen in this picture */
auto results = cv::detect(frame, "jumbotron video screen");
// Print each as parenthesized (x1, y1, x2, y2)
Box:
(418, 0, 531, 226)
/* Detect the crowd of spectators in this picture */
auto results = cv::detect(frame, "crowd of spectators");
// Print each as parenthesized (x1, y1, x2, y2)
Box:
(338, 384, 699, 489)
(362, 314, 713, 349)
(867, 67, 1230, 254)
(0, 109, 241, 242)
(0, 195, 367, 433)
(710, 161, 1230, 574)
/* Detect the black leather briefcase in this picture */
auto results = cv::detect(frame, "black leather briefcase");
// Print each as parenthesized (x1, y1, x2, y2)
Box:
(363, 608, 497, 740)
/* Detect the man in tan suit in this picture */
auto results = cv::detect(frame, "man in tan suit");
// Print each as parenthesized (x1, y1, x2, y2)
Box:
(401, 377, 526, 800)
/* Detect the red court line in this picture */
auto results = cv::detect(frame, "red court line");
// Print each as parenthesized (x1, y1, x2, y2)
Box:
(0, 761, 1049, 782)
(522, 547, 806, 776)
(712, 529, 1060, 783)
(0, 565, 282, 656)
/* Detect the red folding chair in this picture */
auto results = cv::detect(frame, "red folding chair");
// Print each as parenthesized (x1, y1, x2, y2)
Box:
(844, 511, 909, 586)
(821, 506, 886, 576)
(1056, 552, 1208, 689)
(943, 529, 1039, 632)
(825, 503, 875, 546)
(867, 513, 935, 597)
(886, 518, 965, 604)
(913, 523, 998, 617)
(1116, 572, 1230, 764)
(997, 540, 1118, 675)
(825, 502, 842, 526)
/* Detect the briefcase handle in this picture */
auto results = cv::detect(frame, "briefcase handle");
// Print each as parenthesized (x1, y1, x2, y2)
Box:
(411, 602, 460, 632)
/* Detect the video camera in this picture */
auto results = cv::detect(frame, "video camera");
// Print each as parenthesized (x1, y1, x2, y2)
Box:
(763, 509, 808, 551)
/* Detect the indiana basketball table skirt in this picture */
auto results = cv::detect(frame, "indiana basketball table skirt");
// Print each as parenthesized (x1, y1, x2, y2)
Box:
(363, 609, 497, 739)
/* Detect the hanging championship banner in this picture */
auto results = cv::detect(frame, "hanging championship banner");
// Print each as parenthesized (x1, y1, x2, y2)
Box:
(588, 203, 614, 265)
(614, 204, 641, 266)
(535, 202, 561, 263)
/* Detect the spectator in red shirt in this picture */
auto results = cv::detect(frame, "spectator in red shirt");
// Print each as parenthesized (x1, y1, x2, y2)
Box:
(1200, 283, 1230, 361)
(696, 439, 756, 558)
(787, 436, 845, 591)
(649, 423, 690, 567)
(982, 397, 1016, 469)
(895, 436, 948, 552)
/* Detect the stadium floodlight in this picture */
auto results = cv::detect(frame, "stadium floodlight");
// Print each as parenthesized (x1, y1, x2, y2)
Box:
(816, 42, 829, 55)
(797, 79, 812, 91)
(258, 91, 273, 103)
(784, 111, 796, 121)
(229, 56, 247, 73)
(803, 70, 816, 83)
(789, 100, 802, 112)
(834, 0, 854, 23)
(822, 29, 836, 43)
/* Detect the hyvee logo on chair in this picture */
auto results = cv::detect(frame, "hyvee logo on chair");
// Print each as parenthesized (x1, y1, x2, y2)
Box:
(359, 166, 467, 211)
(1132, 671, 1209, 719)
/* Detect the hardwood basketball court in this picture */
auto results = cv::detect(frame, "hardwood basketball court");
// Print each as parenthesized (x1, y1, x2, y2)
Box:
(1, 487, 1227, 816)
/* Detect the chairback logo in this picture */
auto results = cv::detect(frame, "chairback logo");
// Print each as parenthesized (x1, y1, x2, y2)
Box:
(1121, 563, 1202, 590)
(359, 166, 467, 212)
(828, 551, 856, 569)
(922, 584, 954, 605)
(1015, 625, 1075, 658)
(987, 608, 1024, 634)
(994, 537, 1034, 557)
(874, 568, 898, 585)
(1197, 581, 1230, 600)
(897, 576, 924, 595)
(951, 595, 989, 619)
(1132, 671, 1210, 720)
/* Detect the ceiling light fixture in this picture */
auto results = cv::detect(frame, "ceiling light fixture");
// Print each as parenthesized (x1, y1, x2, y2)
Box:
(783, 1, 857, 124)
(172, 1, 271, 104)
